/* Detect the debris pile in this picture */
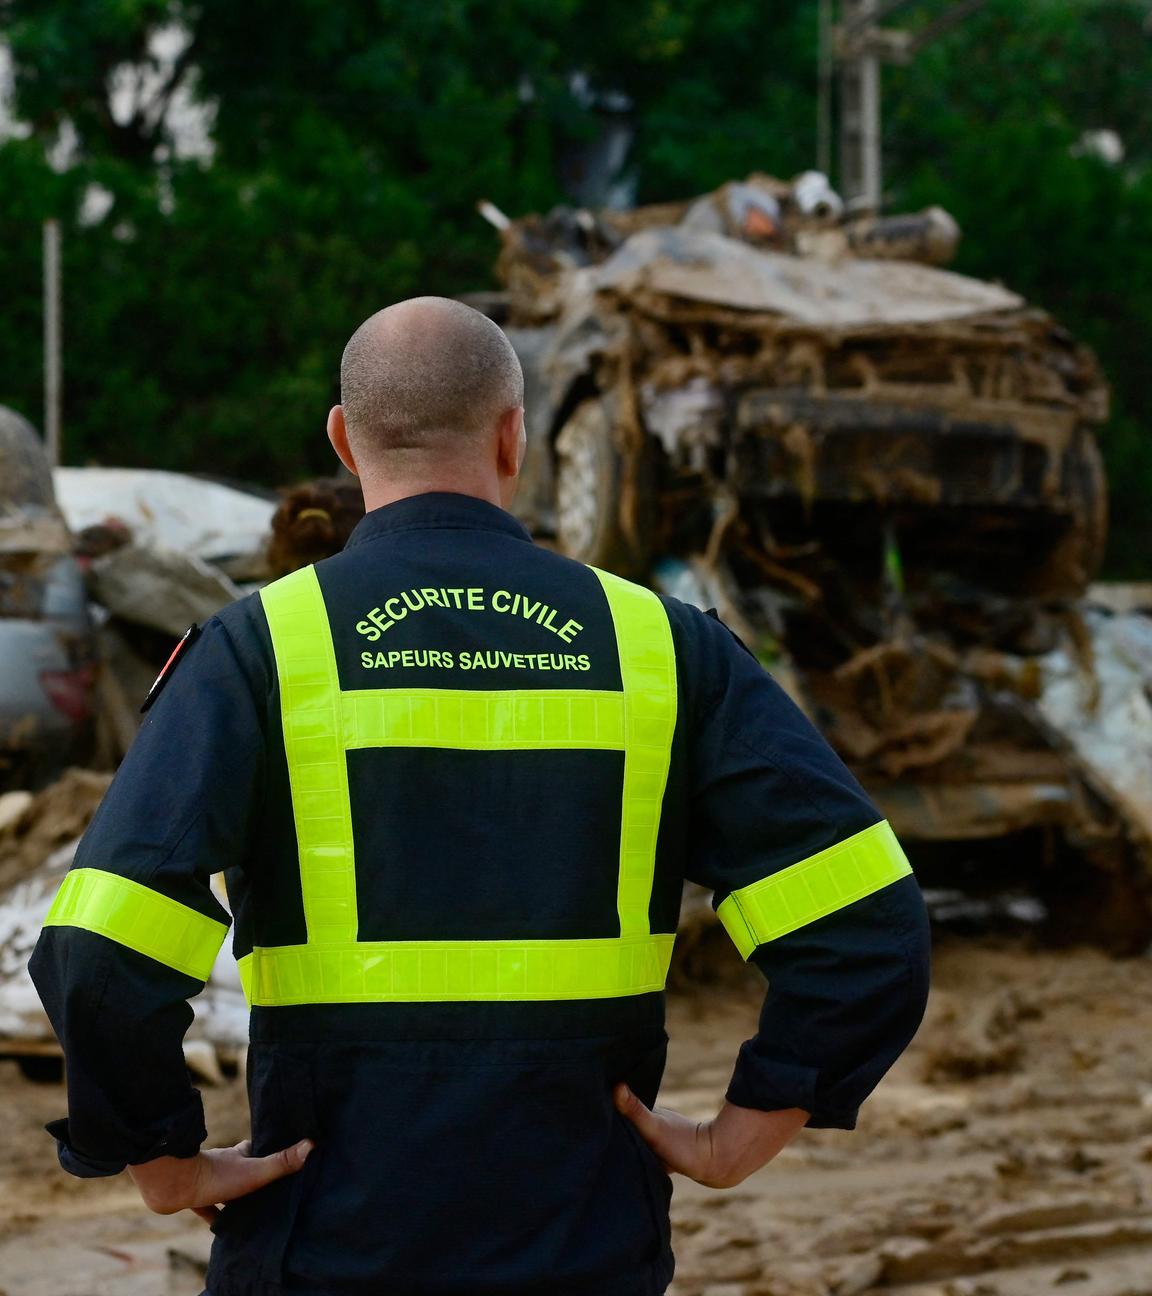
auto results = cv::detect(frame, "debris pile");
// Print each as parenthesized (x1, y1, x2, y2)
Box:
(0, 768, 247, 1073)
(0, 407, 95, 789)
(0, 472, 331, 1073)
(487, 173, 1152, 950)
(40, 469, 277, 768)
(0, 768, 110, 894)
(0, 772, 110, 1044)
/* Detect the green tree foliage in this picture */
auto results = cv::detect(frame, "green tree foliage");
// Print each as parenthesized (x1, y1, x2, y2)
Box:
(0, 0, 820, 479)
(886, 0, 1152, 572)
(0, 0, 1148, 569)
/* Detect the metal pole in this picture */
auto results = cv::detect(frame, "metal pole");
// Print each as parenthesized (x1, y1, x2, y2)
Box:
(817, 0, 834, 177)
(839, 0, 883, 211)
(859, 15, 882, 210)
(833, 1, 983, 210)
(43, 218, 62, 465)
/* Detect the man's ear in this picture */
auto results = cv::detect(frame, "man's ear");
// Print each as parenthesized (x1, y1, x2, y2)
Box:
(327, 405, 359, 477)
(496, 406, 526, 480)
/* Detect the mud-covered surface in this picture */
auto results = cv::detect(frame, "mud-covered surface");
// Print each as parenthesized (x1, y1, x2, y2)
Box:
(665, 942, 1152, 1296)
(2, 939, 1151, 1296)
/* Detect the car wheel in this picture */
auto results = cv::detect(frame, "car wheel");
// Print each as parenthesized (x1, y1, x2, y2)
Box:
(554, 400, 649, 575)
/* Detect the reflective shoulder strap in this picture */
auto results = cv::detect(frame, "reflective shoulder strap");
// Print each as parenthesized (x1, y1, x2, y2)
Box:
(260, 565, 357, 945)
(716, 820, 913, 959)
(589, 568, 677, 937)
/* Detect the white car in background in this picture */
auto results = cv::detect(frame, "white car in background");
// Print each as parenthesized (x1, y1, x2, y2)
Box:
(0, 406, 95, 787)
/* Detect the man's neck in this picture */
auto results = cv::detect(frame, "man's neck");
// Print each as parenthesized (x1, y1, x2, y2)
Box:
(358, 470, 504, 514)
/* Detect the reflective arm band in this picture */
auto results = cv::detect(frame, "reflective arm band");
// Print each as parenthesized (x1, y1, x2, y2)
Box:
(43, 867, 229, 982)
(716, 820, 912, 960)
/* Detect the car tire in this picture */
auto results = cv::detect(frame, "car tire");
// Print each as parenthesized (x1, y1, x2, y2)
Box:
(554, 399, 650, 576)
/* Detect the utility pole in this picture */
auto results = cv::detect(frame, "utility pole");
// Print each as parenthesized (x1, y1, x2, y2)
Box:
(838, 0, 882, 211)
(43, 218, 62, 466)
(828, 1, 987, 213)
(817, 0, 835, 177)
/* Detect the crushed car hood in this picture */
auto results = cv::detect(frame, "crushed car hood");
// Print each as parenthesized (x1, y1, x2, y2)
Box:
(592, 226, 1024, 327)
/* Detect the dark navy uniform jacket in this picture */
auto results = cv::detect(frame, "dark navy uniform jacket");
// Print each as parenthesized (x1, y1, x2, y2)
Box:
(30, 492, 931, 1296)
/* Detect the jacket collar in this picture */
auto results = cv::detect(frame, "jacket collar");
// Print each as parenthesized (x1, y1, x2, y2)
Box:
(344, 491, 533, 549)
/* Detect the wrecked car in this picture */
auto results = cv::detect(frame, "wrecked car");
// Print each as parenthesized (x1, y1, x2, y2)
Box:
(481, 175, 1151, 951)
(0, 407, 96, 787)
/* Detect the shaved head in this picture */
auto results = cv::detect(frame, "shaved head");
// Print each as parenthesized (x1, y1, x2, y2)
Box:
(340, 297, 524, 461)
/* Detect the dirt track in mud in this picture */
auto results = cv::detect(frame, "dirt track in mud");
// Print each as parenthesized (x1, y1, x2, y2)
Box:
(2, 939, 1151, 1296)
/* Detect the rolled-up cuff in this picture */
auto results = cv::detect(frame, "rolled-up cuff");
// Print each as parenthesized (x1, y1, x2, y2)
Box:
(47, 1119, 127, 1178)
(45, 1098, 206, 1179)
(725, 1041, 859, 1130)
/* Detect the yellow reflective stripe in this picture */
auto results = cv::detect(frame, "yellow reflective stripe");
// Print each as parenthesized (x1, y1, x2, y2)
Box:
(258, 561, 679, 1004)
(43, 868, 228, 981)
(717, 820, 913, 959)
(237, 933, 675, 1005)
(343, 689, 626, 750)
(260, 566, 357, 945)
(591, 568, 677, 938)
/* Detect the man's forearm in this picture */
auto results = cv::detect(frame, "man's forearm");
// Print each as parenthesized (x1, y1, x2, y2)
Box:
(29, 928, 209, 1175)
(731, 875, 932, 1129)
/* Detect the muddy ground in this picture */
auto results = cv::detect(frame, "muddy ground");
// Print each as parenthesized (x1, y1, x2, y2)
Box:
(2, 938, 1151, 1296)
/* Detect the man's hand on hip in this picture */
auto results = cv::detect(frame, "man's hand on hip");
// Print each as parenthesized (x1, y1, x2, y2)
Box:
(128, 1137, 314, 1223)
(614, 1085, 807, 1189)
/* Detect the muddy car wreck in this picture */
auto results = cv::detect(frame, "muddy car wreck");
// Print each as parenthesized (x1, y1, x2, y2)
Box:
(480, 174, 1152, 951)
(0, 408, 96, 788)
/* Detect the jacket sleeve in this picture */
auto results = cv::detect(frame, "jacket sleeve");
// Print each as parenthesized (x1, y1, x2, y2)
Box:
(27, 613, 266, 1177)
(672, 602, 931, 1130)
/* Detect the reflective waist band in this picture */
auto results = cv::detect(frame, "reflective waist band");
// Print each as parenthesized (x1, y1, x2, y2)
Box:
(43, 867, 229, 982)
(238, 934, 676, 1006)
(717, 820, 912, 959)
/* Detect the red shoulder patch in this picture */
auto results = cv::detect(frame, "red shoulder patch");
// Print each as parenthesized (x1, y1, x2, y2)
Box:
(140, 624, 202, 714)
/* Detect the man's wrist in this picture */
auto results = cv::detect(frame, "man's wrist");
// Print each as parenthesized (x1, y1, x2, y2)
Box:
(709, 1101, 809, 1186)
(128, 1153, 204, 1215)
